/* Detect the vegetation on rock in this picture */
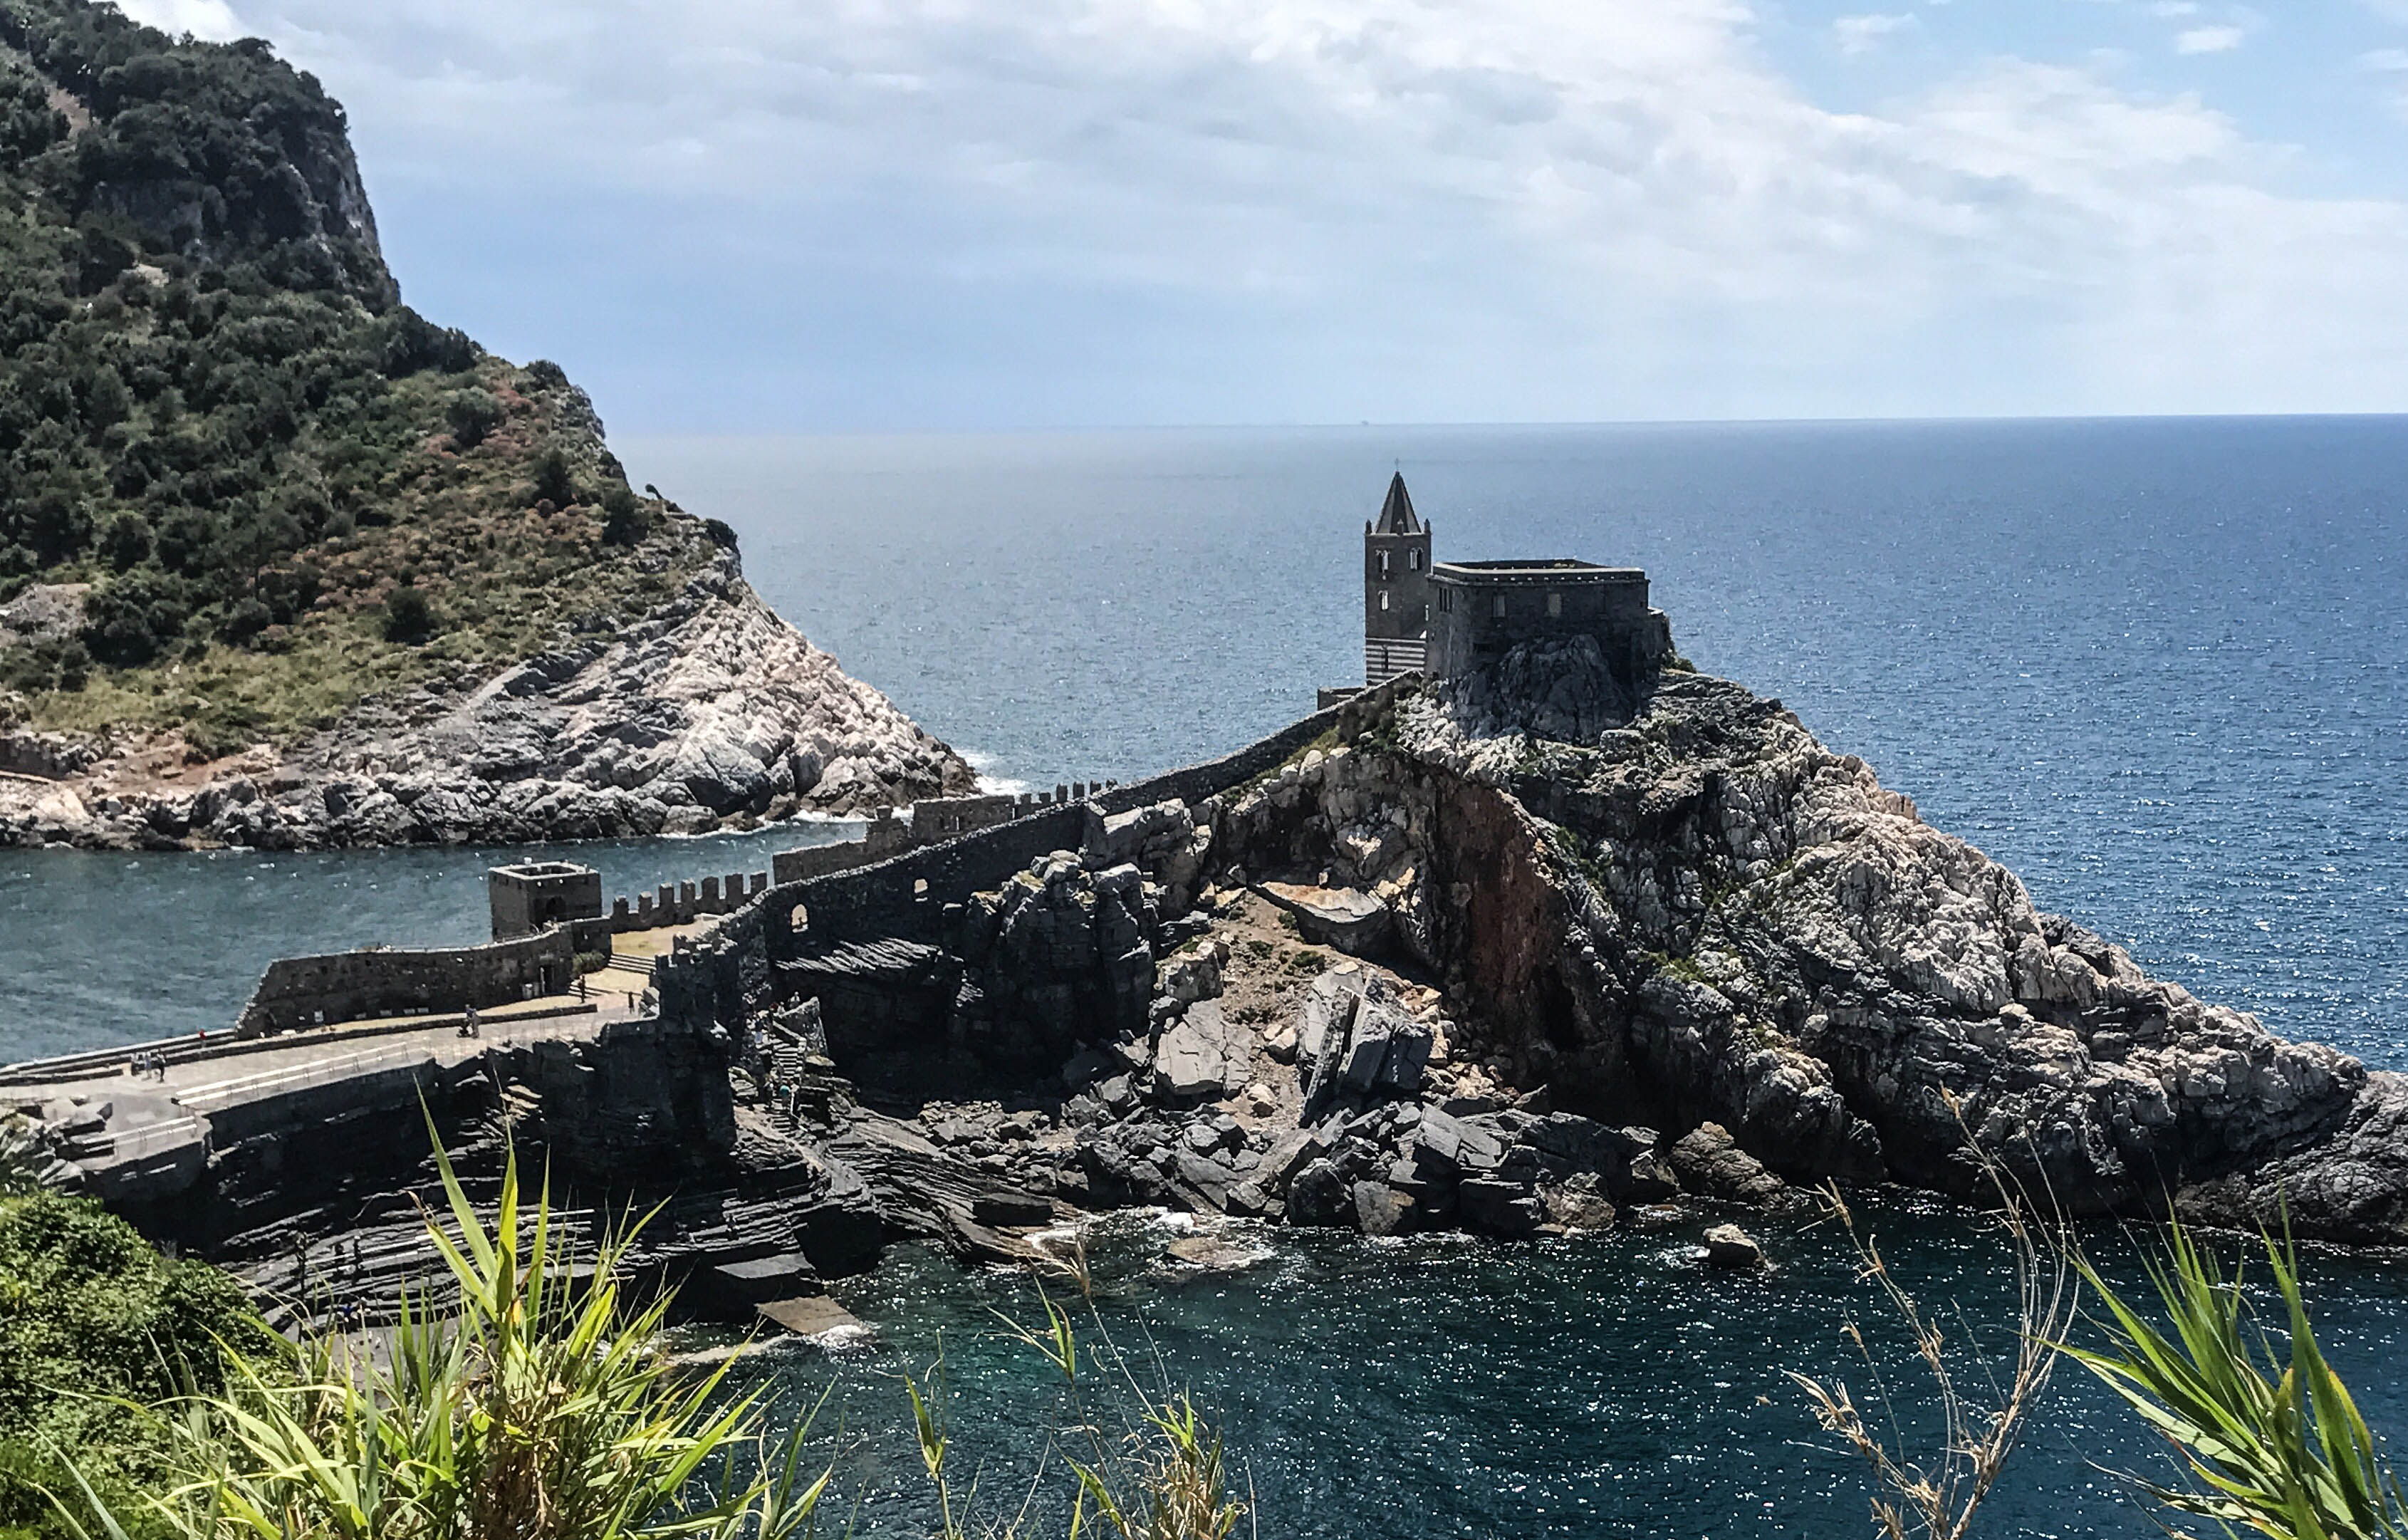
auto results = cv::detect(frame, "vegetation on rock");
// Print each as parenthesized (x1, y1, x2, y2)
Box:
(0, 1190, 277, 1540)
(0, 0, 713, 753)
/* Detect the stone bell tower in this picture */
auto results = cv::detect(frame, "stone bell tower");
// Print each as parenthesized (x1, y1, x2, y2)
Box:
(1364, 472, 1432, 685)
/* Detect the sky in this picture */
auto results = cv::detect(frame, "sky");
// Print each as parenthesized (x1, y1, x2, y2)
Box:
(115, 0, 2408, 430)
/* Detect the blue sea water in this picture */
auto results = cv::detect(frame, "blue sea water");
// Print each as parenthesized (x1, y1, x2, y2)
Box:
(4, 417, 2406, 1536)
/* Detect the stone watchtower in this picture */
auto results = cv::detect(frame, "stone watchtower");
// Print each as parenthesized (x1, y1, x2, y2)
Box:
(1363, 472, 1433, 685)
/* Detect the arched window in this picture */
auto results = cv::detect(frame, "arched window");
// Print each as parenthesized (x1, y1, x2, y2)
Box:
(1379, 590, 1391, 611)
(1409, 549, 1422, 571)
(1379, 551, 1391, 576)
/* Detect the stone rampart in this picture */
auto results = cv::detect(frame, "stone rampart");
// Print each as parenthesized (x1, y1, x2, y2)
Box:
(744, 690, 1388, 957)
(238, 930, 577, 1036)
(768, 782, 1113, 886)
(610, 870, 772, 933)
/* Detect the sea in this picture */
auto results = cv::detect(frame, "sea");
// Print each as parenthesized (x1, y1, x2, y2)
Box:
(5, 417, 2406, 1535)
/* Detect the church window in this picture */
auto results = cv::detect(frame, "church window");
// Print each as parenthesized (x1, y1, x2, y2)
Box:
(1491, 593, 1508, 618)
(1379, 551, 1391, 576)
(1409, 549, 1422, 571)
(1547, 591, 1563, 617)
(1438, 589, 1453, 613)
(1379, 590, 1390, 611)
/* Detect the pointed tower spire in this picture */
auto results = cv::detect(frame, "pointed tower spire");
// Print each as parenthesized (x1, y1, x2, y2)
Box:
(1374, 472, 1421, 535)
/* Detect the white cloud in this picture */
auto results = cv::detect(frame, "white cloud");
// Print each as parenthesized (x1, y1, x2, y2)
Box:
(170, 0, 2408, 422)
(2174, 25, 2246, 53)
(1835, 14, 1917, 54)
(113, 0, 241, 41)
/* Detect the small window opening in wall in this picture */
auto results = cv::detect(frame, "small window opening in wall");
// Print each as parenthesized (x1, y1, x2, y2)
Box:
(1491, 593, 1508, 618)
(1409, 548, 1422, 571)
(1379, 590, 1390, 611)
(913, 878, 929, 898)
(1378, 551, 1390, 576)
(1547, 590, 1563, 617)
(1438, 589, 1453, 613)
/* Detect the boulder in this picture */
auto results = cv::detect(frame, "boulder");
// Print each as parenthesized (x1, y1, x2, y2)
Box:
(1287, 1157, 1355, 1228)
(1154, 1001, 1240, 1101)
(1456, 1177, 1544, 1237)
(1407, 1107, 1500, 1176)
(1352, 1180, 1413, 1237)
(1541, 1175, 1617, 1232)
(1157, 947, 1224, 1005)
(1258, 1126, 1328, 1190)
(1172, 1150, 1239, 1212)
(1376, 1019, 1434, 1095)
(1256, 882, 1394, 954)
(697, 1252, 821, 1312)
(1669, 1123, 1790, 1207)
(1701, 1223, 1766, 1270)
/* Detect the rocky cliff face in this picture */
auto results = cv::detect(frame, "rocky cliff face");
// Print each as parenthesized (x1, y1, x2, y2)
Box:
(0, 551, 978, 848)
(1209, 642, 2403, 1243)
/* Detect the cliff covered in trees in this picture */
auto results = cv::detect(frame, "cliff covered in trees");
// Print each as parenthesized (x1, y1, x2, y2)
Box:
(0, 0, 973, 844)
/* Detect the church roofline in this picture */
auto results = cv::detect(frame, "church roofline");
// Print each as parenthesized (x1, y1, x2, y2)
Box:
(1430, 560, 1646, 584)
(1372, 472, 1422, 535)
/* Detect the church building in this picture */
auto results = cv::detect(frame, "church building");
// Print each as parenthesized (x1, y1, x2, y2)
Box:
(1338, 474, 1674, 696)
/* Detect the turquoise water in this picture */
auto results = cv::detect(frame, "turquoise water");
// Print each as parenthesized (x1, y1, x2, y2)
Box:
(740, 1205, 2408, 1538)
(6, 418, 2406, 1535)
(0, 823, 860, 1062)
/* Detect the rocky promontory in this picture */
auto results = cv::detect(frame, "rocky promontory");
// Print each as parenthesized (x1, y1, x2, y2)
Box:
(712, 633, 2408, 1254)
(0, 548, 975, 849)
(0, 0, 975, 849)
(1182, 642, 2401, 1243)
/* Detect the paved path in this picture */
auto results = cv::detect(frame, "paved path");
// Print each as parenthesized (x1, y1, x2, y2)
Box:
(13, 990, 651, 1191)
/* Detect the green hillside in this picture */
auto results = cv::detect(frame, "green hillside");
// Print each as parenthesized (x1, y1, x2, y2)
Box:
(0, 0, 719, 756)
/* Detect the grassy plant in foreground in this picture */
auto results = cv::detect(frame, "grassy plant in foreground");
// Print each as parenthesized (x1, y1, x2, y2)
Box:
(1791, 1177, 2078, 1540)
(2068, 1222, 2408, 1540)
(1789, 1103, 2080, 1540)
(45, 1138, 827, 1540)
(902, 1240, 1246, 1540)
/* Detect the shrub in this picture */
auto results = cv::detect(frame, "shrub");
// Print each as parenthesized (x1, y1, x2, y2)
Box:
(216, 595, 271, 645)
(573, 950, 610, 974)
(442, 389, 505, 450)
(382, 584, 437, 645)
(530, 446, 578, 509)
(79, 570, 190, 666)
(0, 1190, 278, 1540)
(0, 640, 90, 694)
(82, 1141, 830, 1540)
(600, 484, 647, 546)
(182, 699, 264, 761)
(96, 510, 151, 571)
(377, 307, 479, 377)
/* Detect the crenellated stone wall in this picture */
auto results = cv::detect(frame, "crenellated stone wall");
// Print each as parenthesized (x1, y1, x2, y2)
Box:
(237, 930, 577, 1036)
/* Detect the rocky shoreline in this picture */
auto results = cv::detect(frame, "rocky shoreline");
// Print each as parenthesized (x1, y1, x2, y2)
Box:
(64, 639, 2399, 1340)
(0, 551, 976, 850)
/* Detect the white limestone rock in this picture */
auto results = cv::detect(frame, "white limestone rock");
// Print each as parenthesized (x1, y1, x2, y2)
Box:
(0, 551, 974, 849)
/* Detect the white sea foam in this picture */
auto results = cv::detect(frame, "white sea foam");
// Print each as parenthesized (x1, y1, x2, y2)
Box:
(961, 747, 1034, 798)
